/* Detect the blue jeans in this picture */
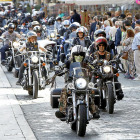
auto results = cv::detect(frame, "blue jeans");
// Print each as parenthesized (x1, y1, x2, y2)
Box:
(64, 43, 70, 56)
(57, 46, 61, 61)
(1, 44, 10, 60)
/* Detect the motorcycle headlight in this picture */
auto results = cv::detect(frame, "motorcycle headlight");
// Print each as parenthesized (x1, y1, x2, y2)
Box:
(103, 66, 111, 73)
(13, 42, 20, 49)
(88, 82, 95, 89)
(76, 78, 87, 89)
(67, 83, 74, 90)
(31, 56, 38, 63)
(50, 33, 55, 38)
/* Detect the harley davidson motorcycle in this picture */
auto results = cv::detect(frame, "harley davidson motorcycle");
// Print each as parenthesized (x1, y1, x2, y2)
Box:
(20, 51, 48, 99)
(50, 62, 100, 136)
(92, 59, 121, 114)
(0, 38, 23, 71)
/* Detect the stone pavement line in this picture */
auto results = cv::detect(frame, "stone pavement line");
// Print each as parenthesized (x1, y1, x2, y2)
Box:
(0, 65, 11, 88)
(0, 65, 37, 140)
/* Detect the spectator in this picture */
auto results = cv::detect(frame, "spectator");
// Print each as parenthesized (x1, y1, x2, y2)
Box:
(132, 13, 140, 29)
(109, 18, 117, 54)
(122, 29, 135, 79)
(115, 11, 120, 18)
(135, 20, 140, 27)
(124, 20, 133, 31)
(120, 25, 127, 72)
(120, 14, 126, 19)
(101, 16, 107, 30)
(106, 12, 111, 20)
(131, 26, 140, 80)
(90, 16, 97, 41)
(115, 21, 122, 54)
(58, 8, 64, 18)
(126, 12, 132, 18)
(70, 9, 81, 24)
(40, 5, 44, 11)
(104, 20, 111, 41)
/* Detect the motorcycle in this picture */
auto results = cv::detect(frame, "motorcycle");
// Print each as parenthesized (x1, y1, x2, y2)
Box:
(20, 51, 48, 99)
(92, 59, 121, 114)
(0, 38, 23, 71)
(50, 62, 100, 136)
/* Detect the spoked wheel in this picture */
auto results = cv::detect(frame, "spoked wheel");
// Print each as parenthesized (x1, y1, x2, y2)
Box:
(106, 84, 114, 114)
(32, 71, 38, 99)
(76, 105, 87, 136)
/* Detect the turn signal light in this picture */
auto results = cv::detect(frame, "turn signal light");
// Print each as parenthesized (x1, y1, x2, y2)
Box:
(92, 91, 95, 94)
(95, 76, 98, 78)
(42, 63, 46, 66)
(23, 63, 27, 67)
(116, 73, 119, 77)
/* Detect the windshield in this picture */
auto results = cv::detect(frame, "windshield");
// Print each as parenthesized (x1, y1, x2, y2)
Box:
(69, 62, 89, 80)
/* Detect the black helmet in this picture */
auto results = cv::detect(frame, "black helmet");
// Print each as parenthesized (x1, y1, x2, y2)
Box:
(48, 17, 55, 25)
(95, 37, 107, 50)
(56, 16, 62, 21)
(94, 29, 106, 38)
(12, 18, 18, 24)
(8, 23, 15, 29)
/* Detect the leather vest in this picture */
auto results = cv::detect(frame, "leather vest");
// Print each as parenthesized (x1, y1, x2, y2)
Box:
(26, 42, 39, 51)
(94, 51, 111, 61)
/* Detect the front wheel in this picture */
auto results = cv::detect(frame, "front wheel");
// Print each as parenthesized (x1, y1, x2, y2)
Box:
(33, 71, 38, 99)
(76, 104, 87, 136)
(106, 84, 114, 114)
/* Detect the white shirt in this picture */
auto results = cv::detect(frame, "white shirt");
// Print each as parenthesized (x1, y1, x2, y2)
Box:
(109, 26, 117, 41)
(105, 25, 111, 39)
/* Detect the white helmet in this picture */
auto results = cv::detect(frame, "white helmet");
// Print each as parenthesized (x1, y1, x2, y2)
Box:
(71, 45, 86, 62)
(63, 20, 70, 26)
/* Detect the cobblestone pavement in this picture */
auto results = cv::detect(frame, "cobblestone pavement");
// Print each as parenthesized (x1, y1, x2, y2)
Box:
(2, 65, 140, 140)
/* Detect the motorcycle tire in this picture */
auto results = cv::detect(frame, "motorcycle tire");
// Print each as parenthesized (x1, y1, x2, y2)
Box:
(76, 104, 87, 136)
(7, 66, 13, 72)
(15, 56, 22, 68)
(28, 90, 33, 95)
(33, 71, 38, 99)
(106, 84, 114, 114)
(70, 122, 76, 131)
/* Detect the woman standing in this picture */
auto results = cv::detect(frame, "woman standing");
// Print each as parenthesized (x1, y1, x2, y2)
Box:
(123, 29, 135, 79)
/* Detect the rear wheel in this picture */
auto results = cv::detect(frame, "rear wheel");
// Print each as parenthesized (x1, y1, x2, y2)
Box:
(76, 104, 87, 136)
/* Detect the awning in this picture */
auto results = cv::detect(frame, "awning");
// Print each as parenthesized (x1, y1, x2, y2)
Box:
(65, 0, 135, 5)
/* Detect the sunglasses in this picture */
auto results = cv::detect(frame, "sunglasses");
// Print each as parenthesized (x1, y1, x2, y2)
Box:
(98, 44, 105, 47)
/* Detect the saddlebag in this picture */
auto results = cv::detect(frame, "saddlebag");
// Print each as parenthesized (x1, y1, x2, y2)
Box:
(50, 88, 61, 108)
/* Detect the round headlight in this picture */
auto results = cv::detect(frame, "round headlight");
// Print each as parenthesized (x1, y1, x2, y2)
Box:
(13, 42, 20, 49)
(76, 78, 87, 89)
(88, 82, 95, 89)
(103, 66, 111, 73)
(31, 56, 38, 63)
(50, 33, 55, 38)
(67, 83, 74, 89)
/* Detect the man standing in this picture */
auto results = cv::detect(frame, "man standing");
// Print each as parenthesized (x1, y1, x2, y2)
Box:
(115, 21, 122, 54)
(58, 8, 64, 18)
(70, 9, 81, 24)
(115, 11, 120, 18)
(132, 26, 140, 80)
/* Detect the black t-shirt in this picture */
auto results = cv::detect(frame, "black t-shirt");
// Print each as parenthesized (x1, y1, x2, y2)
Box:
(99, 54, 105, 60)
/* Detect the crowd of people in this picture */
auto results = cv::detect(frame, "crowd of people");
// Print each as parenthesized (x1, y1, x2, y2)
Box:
(89, 11, 140, 80)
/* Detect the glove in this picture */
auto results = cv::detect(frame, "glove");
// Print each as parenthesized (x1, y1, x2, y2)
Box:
(55, 70, 63, 76)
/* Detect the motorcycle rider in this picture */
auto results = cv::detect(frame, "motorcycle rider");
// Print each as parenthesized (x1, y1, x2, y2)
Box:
(91, 37, 124, 101)
(24, 22, 33, 34)
(12, 18, 21, 33)
(46, 17, 55, 36)
(33, 26, 45, 40)
(16, 31, 48, 85)
(55, 45, 100, 119)
(89, 29, 106, 55)
(10, 9, 17, 19)
(58, 20, 71, 39)
(72, 27, 92, 49)
(1, 23, 21, 65)
(54, 16, 62, 31)
(32, 21, 40, 29)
